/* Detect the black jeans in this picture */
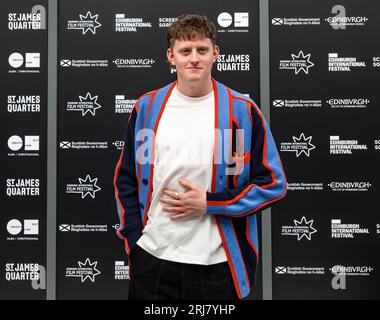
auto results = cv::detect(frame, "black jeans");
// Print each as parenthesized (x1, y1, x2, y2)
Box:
(128, 245, 238, 300)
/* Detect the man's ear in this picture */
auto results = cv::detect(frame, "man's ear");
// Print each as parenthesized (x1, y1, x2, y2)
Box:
(213, 45, 220, 62)
(166, 47, 174, 65)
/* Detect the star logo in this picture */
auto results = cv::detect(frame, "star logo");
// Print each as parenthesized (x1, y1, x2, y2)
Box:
(79, 11, 102, 35)
(290, 51, 314, 74)
(78, 175, 101, 198)
(78, 93, 101, 116)
(281, 133, 316, 157)
(292, 133, 316, 157)
(66, 258, 101, 282)
(77, 258, 101, 282)
(294, 217, 317, 241)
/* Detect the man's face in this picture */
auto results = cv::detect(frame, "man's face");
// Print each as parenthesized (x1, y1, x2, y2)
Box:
(166, 36, 219, 83)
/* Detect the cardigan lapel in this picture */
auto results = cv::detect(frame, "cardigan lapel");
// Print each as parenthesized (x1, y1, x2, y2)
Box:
(139, 81, 176, 222)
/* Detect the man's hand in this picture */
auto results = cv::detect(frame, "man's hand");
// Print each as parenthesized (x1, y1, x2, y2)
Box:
(160, 179, 206, 220)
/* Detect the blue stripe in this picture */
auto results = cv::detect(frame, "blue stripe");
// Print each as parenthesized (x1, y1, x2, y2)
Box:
(215, 81, 230, 192)
(219, 216, 250, 297)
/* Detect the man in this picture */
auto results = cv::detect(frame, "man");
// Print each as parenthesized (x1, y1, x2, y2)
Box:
(114, 14, 287, 300)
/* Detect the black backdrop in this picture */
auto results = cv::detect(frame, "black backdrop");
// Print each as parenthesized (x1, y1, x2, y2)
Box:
(270, 0, 380, 299)
(0, 0, 47, 300)
(56, 0, 260, 300)
(1, 0, 379, 300)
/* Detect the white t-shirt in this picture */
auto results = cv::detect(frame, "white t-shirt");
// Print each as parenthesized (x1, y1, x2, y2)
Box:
(136, 85, 227, 265)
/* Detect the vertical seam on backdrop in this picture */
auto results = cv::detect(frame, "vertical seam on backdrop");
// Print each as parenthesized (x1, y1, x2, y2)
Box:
(259, 0, 273, 300)
(47, 0, 58, 300)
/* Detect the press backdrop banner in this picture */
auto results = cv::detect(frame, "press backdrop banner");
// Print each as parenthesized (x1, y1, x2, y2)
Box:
(0, 0, 48, 299)
(270, 0, 380, 299)
(57, 0, 260, 299)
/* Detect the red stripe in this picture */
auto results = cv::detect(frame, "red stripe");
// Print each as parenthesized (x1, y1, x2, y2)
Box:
(211, 78, 218, 192)
(142, 82, 177, 226)
(215, 217, 243, 299)
(231, 113, 244, 188)
(247, 101, 253, 125)
(113, 147, 131, 253)
(227, 87, 233, 188)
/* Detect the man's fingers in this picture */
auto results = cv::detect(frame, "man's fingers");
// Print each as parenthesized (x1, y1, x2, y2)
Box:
(160, 196, 181, 206)
(162, 206, 184, 213)
(170, 213, 189, 220)
(163, 189, 183, 199)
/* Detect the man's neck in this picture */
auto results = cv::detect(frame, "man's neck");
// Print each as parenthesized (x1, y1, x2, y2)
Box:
(176, 77, 213, 98)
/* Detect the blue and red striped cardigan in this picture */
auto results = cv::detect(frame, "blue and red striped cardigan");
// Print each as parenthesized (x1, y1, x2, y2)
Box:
(114, 78, 287, 299)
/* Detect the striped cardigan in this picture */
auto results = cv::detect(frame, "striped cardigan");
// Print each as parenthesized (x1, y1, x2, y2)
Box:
(114, 78, 287, 299)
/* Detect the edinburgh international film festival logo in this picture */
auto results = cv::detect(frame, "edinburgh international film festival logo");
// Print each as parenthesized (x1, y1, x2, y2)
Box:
(280, 133, 316, 157)
(66, 92, 102, 116)
(65, 258, 101, 282)
(281, 217, 317, 241)
(66, 175, 101, 199)
(279, 51, 314, 75)
(67, 11, 101, 34)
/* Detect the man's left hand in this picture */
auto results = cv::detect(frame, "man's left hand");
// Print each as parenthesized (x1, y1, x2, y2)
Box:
(160, 179, 206, 220)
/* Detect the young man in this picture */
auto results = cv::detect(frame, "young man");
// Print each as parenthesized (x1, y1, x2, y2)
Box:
(114, 14, 287, 300)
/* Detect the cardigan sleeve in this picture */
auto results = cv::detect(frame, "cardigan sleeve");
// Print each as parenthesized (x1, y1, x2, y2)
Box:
(113, 107, 143, 253)
(206, 103, 287, 217)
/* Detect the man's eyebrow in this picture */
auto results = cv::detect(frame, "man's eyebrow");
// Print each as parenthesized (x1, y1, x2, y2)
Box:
(178, 46, 209, 51)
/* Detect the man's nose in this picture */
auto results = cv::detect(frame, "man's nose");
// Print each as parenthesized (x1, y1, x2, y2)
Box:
(190, 50, 199, 63)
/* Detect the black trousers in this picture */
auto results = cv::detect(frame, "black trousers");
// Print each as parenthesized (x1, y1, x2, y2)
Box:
(128, 245, 238, 300)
